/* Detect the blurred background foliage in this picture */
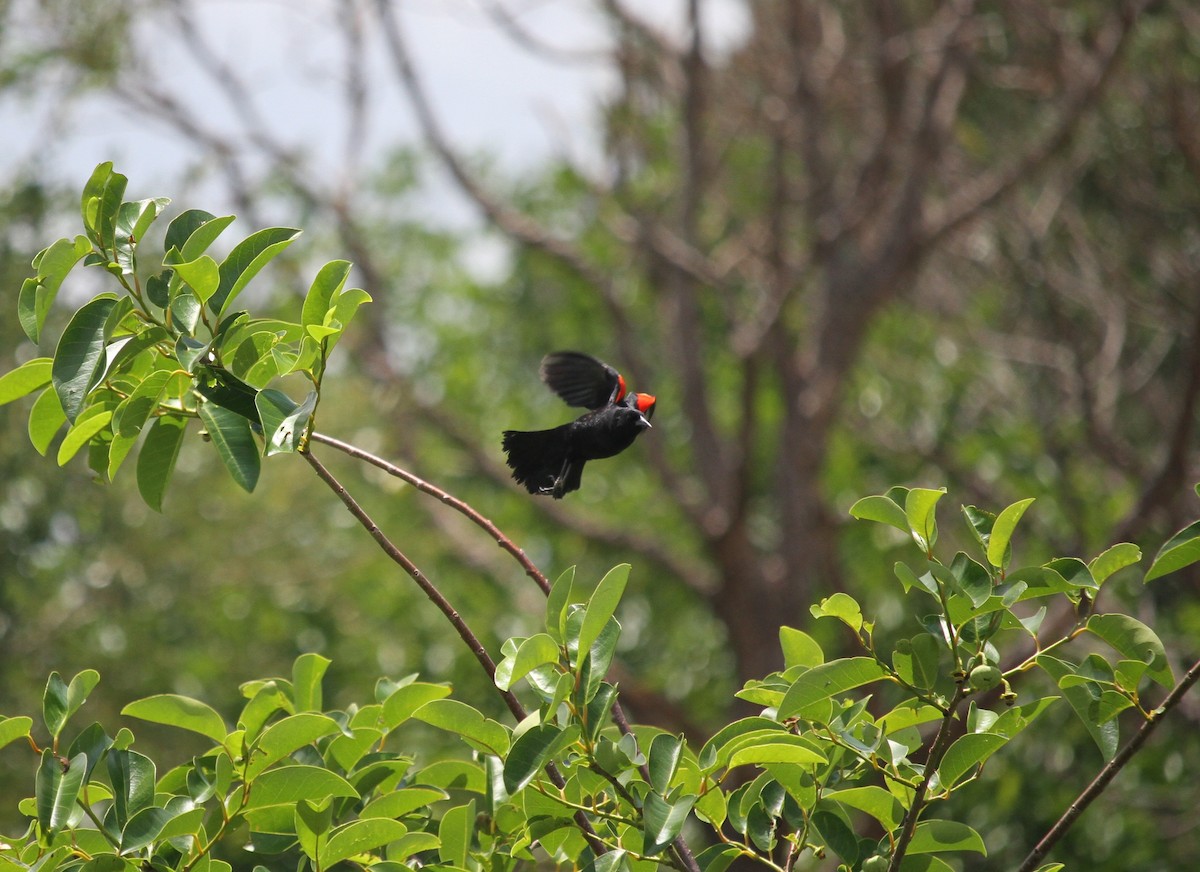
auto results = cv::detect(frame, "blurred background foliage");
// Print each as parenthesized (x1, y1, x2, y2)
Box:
(2, 1, 1200, 867)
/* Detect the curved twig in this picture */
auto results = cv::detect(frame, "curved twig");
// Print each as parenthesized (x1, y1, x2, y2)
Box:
(310, 430, 550, 593)
(1017, 656, 1200, 872)
(301, 445, 615, 857)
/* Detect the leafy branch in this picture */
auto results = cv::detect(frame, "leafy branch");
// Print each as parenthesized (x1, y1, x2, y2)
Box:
(4, 167, 1200, 872)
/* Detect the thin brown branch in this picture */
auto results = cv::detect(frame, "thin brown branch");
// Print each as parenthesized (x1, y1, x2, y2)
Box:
(596, 0, 680, 64)
(920, 0, 1152, 247)
(481, 0, 607, 64)
(663, 0, 733, 513)
(1017, 656, 1200, 872)
(373, 0, 648, 384)
(412, 404, 720, 596)
(301, 446, 518, 708)
(302, 445, 614, 857)
(338, 0, 370, 188)
(310, 430, 550, 594)
(887, 687, 965, 872)
(1115, 298, 1200, 541)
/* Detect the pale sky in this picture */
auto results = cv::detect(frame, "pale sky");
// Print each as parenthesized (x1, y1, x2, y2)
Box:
(3, 0, 749, 221)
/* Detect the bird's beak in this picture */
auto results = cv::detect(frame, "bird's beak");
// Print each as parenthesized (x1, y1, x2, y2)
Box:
(639, 414, 652, 429)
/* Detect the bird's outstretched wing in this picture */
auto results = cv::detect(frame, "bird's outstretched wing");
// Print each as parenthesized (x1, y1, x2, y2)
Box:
(539, 351, 626, 410)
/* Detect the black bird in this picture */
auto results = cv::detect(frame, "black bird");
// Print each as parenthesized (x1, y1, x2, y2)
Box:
(502, 351, 656, 498)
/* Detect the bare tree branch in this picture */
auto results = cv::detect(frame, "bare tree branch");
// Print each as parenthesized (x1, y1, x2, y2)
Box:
(1017, 655, 1200, 872)
(920, 0, 1153, 247)
(480, 0, 607, 64)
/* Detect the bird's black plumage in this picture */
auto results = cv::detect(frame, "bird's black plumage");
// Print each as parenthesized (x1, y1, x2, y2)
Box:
(503, 352, 655, 498)
(539, 350, 625, 409)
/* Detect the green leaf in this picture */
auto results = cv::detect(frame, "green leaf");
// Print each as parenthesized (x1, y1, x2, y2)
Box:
(52, 295, 118, 422)
(361, 786, 448, 820)
(21, 236, 93, 344)
(183, 340, 218, 383)
(647, 734, 684, 794)
(257, 389, 315, 456)
(950, 552, 993, 607)
(246, 713, 342, 778)
(412, 699, 510, 756)
(296, 798, 335, 851)
(825, 786, 904, 830)
(120, 804, 177, 854)
(302, 260, 352, 328)
(114, 197, 170, 275)
(1145, 519, 1200, 582)
(905, 487, 946, 552)
(0, 716, 33, 751)
(896, 561, 938, 596)
(779, 658, 888, 718)
(1086, 613, 1173, 688)
(583, 849, 630, 872)
(81, 162, 126, 250)
(381, 682, 452, 729)
(325, 287, 371, 352)
(0, 357, 53, 405)
(210, 226, 302, 316)
(849, 494, 910, 532)
(986, 498, 1035, 569)
(779, 627, 824, 669)
(437, 799, 475, 867)
(113, 368, 175, 438)
(319, 819, 409, 867)
(961, 505, 995, 553)
(1037, 655, 1119, 760)
(907, 819, 986, 855)
(107, 749, 155, 828)
(578, 563, 630, 660)
(935, 733, 1009, 788)
(384, 831, 441, 860)
(1089, 543, 1142, 585)
(36, 750, 87, 836)
(198, 401, 261, 492)
(57, 409, 112, 466)
(503, 723, 562, 794)
(29, 385, 67, 455)
(891, 635, 940, 690)
(809, 592, 863, 632)
(545, 565, 577, 644)
(576, 618, 620, 706)
(173, 255, 221, 304)
(495, 634, 561, 692)
(811, 809, 858, 864)
(1044, 557, 1097, 591)
(121, 694, 227, 743)
(328, 726, 384, 772)
(243, 765, 358, 809)
(726, 735, 827, 768)
(41, 672, 70, 740)
(171, 290, 202, 335)
(643, 792, 695, 855)
(168, 210, 235, 260)
(136, 415, 187, 511)
(292, 652, 330, 712)
(42, 670, 98, 740)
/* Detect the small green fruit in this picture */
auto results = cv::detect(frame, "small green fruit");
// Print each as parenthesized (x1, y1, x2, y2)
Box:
(862, 856, 890, 872)
(968, 664, 1002, 691)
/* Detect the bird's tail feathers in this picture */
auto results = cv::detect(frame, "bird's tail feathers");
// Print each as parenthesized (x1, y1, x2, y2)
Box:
(502, 425, 575, 497)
